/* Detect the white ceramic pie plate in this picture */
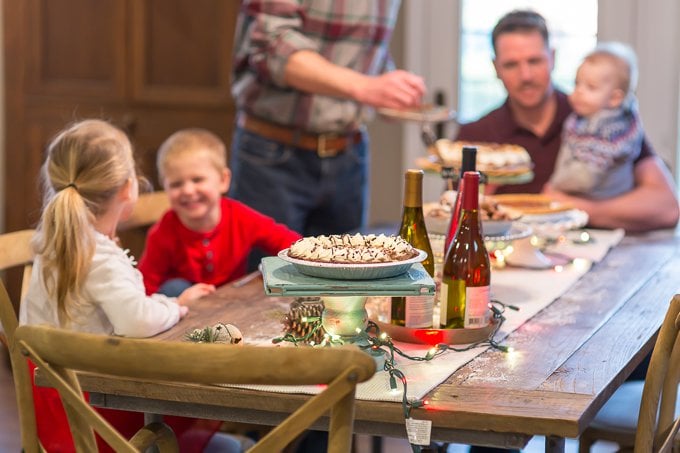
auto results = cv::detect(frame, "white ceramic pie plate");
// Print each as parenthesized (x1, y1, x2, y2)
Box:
(277, 248, 428, 280)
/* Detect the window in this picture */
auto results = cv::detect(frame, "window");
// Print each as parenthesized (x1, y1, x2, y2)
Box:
(458, 0, 598, 123)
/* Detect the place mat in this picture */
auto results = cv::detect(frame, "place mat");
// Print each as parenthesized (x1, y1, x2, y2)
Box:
(226, 229, 625, 402)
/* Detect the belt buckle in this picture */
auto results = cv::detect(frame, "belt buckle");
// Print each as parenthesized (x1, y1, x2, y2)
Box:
(317, 134, 341, 158)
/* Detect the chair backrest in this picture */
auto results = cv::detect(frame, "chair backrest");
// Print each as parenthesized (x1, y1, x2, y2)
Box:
(117, 190, 170, 231)
(0, 228, 36, 301)
(14, 324, 376, 453)
(635, 294, 680, 453)
(0, 280, 42, 453)
(116, 190, 170, 260)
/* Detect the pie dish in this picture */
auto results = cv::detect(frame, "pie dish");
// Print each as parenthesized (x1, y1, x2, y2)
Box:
(423, 194, 520, 236)
(482, 219, 514, 236)
(277, 248, 428, 280)
(430, 139, 533, 176)
(489, 194, 573, 215)
(517, 209, 589, 238)
(377, 105, 456, 123)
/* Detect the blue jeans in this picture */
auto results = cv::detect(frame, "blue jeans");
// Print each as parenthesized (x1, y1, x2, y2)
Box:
(229, 126, 370, 236)
(157, 278, 192, 298)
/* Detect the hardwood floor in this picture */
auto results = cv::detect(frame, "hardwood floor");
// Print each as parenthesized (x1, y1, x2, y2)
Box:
(0, 347, 21, 451)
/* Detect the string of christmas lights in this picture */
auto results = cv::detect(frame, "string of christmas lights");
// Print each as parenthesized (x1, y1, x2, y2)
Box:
(270, 299, 519, 452)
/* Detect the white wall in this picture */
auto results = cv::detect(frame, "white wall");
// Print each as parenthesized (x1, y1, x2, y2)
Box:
(598, 0, 680, 177)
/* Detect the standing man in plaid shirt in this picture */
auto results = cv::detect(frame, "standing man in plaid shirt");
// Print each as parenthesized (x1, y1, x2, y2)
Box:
(229, 0, 425, 242)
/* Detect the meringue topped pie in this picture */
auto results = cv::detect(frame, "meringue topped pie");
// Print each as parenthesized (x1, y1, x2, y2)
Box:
(287, 233, 419, 264)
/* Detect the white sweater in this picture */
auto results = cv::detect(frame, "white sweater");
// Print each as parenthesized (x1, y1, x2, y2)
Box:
(20, 231, 181, 337)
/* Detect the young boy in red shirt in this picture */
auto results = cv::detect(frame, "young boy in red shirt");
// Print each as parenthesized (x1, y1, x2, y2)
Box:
(139, 128, 302, 296)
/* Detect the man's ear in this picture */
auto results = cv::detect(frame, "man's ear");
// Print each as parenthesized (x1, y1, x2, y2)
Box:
(493, 58, 501, 80)
(609, 89, 626, 108)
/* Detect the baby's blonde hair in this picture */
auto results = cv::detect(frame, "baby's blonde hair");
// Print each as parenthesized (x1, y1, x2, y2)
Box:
(156, 128, 227, 181)
(584, 42, 639, 95)
(35, 119, 136, 323)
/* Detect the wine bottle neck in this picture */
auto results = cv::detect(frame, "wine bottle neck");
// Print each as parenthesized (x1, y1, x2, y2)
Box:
(461, 171, 480, 210)
(460, 147, 477, 179)
(403, 169, 424, 208)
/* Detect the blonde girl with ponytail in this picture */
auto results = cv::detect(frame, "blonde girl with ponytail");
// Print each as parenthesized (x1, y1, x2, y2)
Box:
(17, 119, 233, 453)
(20, 119, 215, 336)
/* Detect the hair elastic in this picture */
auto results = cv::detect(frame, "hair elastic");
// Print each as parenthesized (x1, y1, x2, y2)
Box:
(65, 182, 78, 191)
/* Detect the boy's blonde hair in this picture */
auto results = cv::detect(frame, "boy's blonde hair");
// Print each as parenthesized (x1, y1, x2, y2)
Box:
(156, 128, 227, 181)
(35, 119, 136, 323)
(585, 42, 639, 95)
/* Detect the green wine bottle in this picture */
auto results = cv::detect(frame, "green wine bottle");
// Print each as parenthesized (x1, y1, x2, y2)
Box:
(391, 169, 434, 328)
(440, 171, 491, 329)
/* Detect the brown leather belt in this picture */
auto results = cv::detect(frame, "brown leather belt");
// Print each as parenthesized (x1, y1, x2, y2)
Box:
(238, 113, 361, 158)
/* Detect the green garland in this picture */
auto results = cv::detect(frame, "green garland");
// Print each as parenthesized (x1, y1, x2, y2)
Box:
(272, 300, 518, 453)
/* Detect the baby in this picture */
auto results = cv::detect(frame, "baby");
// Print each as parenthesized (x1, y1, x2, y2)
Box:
(549, 42, 644, 199)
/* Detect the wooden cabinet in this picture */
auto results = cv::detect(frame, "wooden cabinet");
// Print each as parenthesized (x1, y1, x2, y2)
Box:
(4, 0, 238, 232)
(3, 0, 238, 301)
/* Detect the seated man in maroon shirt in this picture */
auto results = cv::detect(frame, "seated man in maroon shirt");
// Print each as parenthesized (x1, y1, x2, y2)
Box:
(457, 10, 679, 233)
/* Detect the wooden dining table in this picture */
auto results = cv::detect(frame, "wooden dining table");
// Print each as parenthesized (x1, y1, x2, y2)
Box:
(77, 229, 680, 452)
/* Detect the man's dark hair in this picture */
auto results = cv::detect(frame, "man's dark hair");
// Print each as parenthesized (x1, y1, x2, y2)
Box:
(491, 10, 549, 55)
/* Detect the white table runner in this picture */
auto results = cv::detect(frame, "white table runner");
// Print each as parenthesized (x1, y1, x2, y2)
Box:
(229, 228, 625, 402)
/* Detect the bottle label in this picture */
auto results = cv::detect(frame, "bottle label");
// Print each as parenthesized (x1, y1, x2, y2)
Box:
(404, 296, 434, 328)
(465, 285, 490, 328)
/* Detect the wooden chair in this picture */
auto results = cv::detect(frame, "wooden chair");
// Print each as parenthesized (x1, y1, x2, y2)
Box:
(579, 294, 680, 452)
(4, 283, 177, 453)
(0, 229, 36, 363)
(14, 324, 376, 453)
(0, 228, 35, 311)
(0, 230, 42, 452)
(117, 190, 170, 260)
(118, 190, 170, 231)
(0, 279, 43, 452)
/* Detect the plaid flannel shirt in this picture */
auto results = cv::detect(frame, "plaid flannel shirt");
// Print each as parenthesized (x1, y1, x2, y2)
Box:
(232, 0, 401, 133)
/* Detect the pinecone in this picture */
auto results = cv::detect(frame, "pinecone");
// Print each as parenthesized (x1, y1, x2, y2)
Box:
(281, 297, 325, 344)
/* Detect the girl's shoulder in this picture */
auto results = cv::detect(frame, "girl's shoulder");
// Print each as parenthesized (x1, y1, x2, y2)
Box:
(92, 232, 136, 267)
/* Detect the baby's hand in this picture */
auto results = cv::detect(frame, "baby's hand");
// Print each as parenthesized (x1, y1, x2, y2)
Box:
(178, 283, 216, 305)
(179, 305, 189, 318)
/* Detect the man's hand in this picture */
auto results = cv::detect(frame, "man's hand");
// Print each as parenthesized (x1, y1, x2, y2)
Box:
(354, 70, 426, 109)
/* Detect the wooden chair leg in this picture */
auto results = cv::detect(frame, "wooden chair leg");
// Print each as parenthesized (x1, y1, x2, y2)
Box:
(578, 436, 594, 453)
(328, 389, 355, 453)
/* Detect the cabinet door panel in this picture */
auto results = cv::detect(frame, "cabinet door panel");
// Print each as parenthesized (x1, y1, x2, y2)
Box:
(127, 108, 234, 188)
(130, 0, 237, 105)
(4, 0, 237, 237)
(25, 0, 127, 99)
